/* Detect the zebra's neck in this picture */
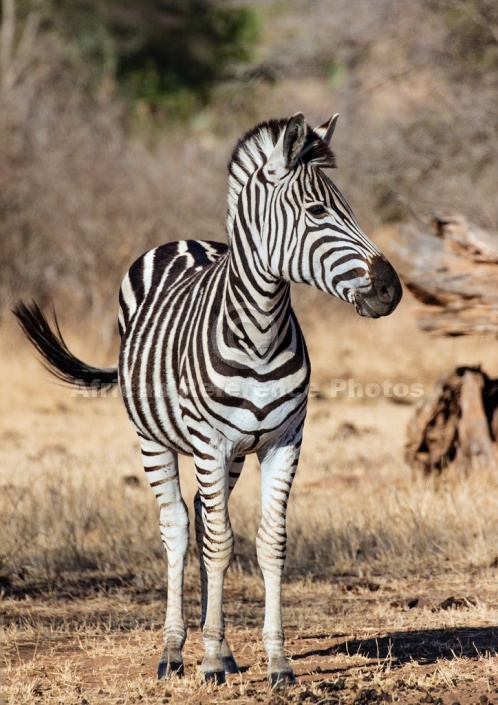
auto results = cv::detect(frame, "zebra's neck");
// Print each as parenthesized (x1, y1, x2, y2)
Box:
(213, 209, 295, 368)
(219, 119, 297, 365)
(220, 227, 291, 363)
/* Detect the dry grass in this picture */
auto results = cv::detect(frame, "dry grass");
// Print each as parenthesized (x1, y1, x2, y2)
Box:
(4, 573, 498, 704)
(3, 292, 498, 702)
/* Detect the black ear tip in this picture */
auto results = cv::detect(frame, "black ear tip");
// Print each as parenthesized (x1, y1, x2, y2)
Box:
(290, 111, 306, 126)
(287, 113, 307, 139)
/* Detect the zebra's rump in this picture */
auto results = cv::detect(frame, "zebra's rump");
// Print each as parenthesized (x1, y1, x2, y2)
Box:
(118, 240, 230, 453)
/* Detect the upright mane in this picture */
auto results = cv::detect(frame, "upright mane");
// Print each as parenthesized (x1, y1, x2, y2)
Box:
(226, 118, 336, 237)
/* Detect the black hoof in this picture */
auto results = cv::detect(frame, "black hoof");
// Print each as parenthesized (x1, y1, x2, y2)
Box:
(204, 670, 226, 685)
(222, 655, 240, 675)
(269, 671, 296, 688)
(158, 661, 184, 680)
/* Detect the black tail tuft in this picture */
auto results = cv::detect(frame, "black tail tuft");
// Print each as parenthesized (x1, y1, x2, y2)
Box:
(13, 301, 118, 391)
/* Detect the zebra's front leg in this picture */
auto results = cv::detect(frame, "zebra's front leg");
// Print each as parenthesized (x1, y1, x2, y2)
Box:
(140, 439, 189, 679)
(194, 455, 244, 676)
(257, 426, 303, 687)
(194, 450, 234, 684)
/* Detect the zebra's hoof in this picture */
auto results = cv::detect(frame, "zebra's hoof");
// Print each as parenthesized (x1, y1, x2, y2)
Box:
(157, 661, 184, 680)
(204, 669, 226, 685)
(269, 671, 296, 688)
(222, 655, 240, 675)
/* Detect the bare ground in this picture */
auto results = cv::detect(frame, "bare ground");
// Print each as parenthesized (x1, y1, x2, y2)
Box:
(4, 571, 498, 704)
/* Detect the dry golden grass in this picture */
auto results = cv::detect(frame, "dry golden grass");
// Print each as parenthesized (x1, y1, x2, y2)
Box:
(3, 288, 498, 703)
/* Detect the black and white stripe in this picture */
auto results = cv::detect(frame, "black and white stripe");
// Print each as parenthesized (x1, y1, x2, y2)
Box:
(14, 112, 402, 687)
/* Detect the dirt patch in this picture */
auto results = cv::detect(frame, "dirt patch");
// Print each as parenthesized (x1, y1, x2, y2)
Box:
(4, 573, 498, 704)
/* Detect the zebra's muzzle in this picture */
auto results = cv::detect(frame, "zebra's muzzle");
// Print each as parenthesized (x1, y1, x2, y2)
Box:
(354, 256, 403, 318)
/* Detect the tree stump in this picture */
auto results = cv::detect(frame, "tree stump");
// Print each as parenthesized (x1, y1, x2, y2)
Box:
(405, 366, 498, 475)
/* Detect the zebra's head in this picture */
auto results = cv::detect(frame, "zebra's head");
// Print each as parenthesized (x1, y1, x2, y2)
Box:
(228, 113, 402, 318)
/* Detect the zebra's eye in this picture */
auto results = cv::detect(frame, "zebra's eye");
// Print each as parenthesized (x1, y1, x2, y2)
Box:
(307, 204, 327, 217)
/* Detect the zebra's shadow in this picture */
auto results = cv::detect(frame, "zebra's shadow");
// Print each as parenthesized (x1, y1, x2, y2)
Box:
(294, 626, 498, 666)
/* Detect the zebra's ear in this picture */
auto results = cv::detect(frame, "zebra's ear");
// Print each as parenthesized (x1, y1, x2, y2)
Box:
(314, 114, 339, 146)
(283, 112, 307, 167)
(267, 112, 307, 177)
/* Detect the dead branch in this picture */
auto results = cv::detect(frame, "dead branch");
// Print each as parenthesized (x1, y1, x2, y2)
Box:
(0, 0, 42, 92)
(395, 214, 498, 336)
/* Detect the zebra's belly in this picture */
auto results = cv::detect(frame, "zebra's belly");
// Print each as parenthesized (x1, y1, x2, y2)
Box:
(120, 315, 310, 456)
(118, 366, 193, 454)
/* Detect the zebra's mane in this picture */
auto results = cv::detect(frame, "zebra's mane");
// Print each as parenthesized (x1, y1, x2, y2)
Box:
(226, 118, 336, 237)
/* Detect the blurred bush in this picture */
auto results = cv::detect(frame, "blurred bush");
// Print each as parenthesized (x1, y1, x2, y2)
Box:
(0, 0, 245, 333)
(48, 0, 258, 118)
(0, 0, 497, 334)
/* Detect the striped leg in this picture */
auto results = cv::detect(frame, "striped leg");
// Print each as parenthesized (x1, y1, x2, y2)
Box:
(194, 455, 245, 676)
(194, 449, 235, 684)
(140, 438, 189, 679)
(257, 427, 303, 687)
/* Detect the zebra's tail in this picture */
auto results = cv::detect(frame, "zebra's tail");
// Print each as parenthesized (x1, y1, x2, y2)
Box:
(13, 301, 118, 391)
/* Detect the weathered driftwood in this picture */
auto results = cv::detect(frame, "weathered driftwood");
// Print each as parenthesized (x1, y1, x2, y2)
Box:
(406, 366, 498, 475)
(396, 214, 498, 336)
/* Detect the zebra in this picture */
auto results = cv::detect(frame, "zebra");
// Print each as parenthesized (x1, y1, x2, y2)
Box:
(14, 112, 402, 687)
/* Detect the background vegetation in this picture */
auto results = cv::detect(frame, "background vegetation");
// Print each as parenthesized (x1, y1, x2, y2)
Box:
(1, 0, 497, 333)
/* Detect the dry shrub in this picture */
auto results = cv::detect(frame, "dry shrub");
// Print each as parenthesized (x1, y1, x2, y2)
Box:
(285, 472, 498, 579)
(2, 0, 498, 336)
(0, 464, 164, 584)
(248, 0, 498, 228)
(0, 51, 229, 338)
(3, 455, 498, 588)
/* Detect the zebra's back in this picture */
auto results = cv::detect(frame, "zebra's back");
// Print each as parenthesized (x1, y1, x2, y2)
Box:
(118, 239, 227, 334)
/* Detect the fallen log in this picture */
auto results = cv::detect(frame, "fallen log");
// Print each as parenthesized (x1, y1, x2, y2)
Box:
(396, 214, 498, 336)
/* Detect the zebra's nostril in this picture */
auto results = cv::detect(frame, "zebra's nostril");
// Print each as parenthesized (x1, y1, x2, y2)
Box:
(369, 256, 402, 307)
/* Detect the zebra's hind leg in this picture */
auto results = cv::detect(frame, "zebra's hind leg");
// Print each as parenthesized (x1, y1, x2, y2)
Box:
(194, 455, 245, 677)
(257, 426, 303, 688)
(140, 439, 189, 680)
